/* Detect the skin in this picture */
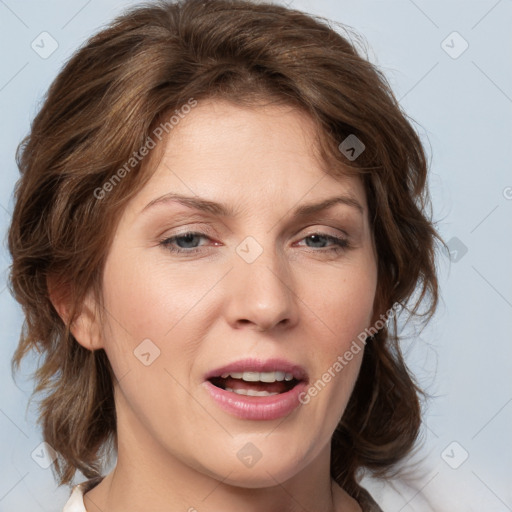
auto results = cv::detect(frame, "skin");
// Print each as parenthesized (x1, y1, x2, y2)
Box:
(66, 99, 379, 512)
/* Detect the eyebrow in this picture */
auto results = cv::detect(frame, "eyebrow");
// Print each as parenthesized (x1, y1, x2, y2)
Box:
(140, 192, 364, 217)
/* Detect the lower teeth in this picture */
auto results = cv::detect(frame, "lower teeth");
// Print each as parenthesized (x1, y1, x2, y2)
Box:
(225, 387, 279, 397)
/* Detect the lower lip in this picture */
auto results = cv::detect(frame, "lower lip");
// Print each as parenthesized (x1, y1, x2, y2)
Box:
(203, 380, 308, 421)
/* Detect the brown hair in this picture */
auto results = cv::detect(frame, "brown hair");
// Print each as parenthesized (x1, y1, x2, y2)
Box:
(8, 0, 443, 500)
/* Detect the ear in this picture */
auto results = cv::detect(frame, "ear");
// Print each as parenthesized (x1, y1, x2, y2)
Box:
(47, 275, 104, 351)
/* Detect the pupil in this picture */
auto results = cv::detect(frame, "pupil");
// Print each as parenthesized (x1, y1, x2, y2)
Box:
(308, 234, 326, 248)
(177, 233, 199, 248)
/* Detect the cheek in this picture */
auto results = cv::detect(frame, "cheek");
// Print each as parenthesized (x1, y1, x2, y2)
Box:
(100, 250, 191, 340)
(298, 258, 377, 415)
(97, 252, 172, 379)
(308, 260, 377, 353)
(97, 257, 198, 431)
(98, 249, 222, 386)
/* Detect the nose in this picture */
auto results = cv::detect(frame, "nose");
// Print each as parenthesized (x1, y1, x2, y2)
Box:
(223, 241, 299, 332)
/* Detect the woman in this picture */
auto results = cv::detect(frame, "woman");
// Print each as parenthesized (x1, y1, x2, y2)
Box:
(8, 0, 441, 510)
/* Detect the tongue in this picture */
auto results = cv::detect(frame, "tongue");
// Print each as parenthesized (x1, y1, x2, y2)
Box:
(223, 377, 289, 394)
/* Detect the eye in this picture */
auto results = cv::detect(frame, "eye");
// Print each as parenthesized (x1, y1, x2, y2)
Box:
(159, 231, 211, 254)
(159, 231, 350, 256)
(295, 233, 350, 254)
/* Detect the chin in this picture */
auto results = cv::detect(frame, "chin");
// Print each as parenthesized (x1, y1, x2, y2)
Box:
(213, 465, 302, 489)
(194, 444, 311, 489)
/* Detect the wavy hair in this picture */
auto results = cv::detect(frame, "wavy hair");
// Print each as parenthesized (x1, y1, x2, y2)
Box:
(8, 0, 443, 501)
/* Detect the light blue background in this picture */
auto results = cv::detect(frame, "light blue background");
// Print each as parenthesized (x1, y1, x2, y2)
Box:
(1, 1, 511, 511)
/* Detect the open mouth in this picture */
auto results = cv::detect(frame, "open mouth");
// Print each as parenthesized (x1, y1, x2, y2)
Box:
(209, 371, 303, 397)
(204, 360, 309, 420)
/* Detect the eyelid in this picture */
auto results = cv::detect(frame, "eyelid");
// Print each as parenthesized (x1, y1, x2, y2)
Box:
(299, 225, 350, 238)
(160, 223, 350, 242)
(158, 223, 218, 239)
(158, 228, 352, 258)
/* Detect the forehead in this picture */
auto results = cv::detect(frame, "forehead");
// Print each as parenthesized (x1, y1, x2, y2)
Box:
(162, 98, 323, 168)
(127, 99, 367, 219)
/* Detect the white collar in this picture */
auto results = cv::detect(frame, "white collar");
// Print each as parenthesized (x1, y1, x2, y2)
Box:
(63, 477, 104, 512)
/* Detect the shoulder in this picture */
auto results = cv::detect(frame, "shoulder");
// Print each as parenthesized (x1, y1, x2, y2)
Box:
(357, 485, 384, 512)
(63, 476, 104, 512)
(332, 479, 383, 512)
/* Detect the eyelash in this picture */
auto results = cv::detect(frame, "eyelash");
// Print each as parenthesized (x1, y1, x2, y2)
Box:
(158, 231, 350, 256)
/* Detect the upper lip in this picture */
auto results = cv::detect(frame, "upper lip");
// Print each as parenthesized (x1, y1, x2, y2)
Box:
(205, 358, 308, 382)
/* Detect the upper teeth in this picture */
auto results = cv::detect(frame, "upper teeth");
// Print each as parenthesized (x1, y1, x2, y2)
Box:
(220, 371, 294, 382)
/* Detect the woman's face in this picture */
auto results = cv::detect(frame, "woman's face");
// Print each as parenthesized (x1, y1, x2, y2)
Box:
(92, 99, 378, 487)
